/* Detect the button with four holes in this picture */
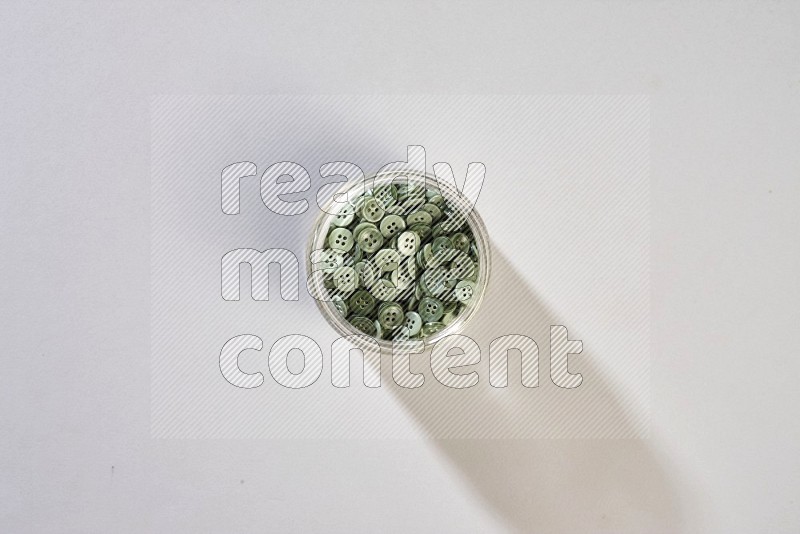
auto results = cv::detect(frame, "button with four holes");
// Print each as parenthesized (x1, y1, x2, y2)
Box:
(406, 210, 433, 226)
(379, 214, 406, 238)
(328, 228, 354, 252)
(396, 231, 419, 256)
(378, 302, 404, 329)
(361, 197, 385, 222)
(348, 290, 376, 315)
(418, 296, 444, 322)
(454, 280, 476, 302)
(357, 227, 384, 253)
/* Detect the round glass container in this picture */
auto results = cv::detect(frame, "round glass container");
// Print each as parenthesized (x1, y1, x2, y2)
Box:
(307, 170, 491, 350)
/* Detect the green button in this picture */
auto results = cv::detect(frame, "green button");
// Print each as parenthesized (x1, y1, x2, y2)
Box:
(470, 243, 479, 261)
(450, 232, 470, 253)
(331, 204, 355, 227)
(348, 290, 376, 315)
(406, 210, 433, 226)
(406, 293, 419, 313)
(401, 195, 425, 212)
(421, 203, 442, 221)
(422, 243, 434, 265)
(422, 266, 449, 297)
(449, 253, 475, 280)
(463, 261, 479, 282)
(378, 302, 404, 329)
(441, 301, 460, 325)
(444, 271, 458, 289)
(428, 194, 445, 207)
(352, 221, 378, 240)
(418, 296, 444, 322)
(421, 321, 446, 337)
(352, 244, 363, 263)
(396, 231, 419, 256)
(432, 236, 453, 254)
(380, 214, 406, 238)
(361, 197, 385, 222)
(328, 228, 354, 252)
(454, 280, 476, 302)
(351, 195, 367, 215)
(415, 249, 427, 269)
(357, 227, 384, 253)
(350, 316, 377, 336)
(322, 272, 336, 289)
(331, 295, 348, 317)
(440, 214, 466, 232)
(402, 311, 423, 336)
(414, 281, 423, 300)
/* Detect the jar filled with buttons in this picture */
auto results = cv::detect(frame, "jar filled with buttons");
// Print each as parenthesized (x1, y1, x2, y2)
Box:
(307, 170, 491, 349)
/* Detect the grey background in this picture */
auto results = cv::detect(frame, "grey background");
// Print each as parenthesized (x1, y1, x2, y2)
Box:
(1, 1, 798, 532)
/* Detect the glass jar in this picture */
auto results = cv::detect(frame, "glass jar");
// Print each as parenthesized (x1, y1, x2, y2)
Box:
(307, 170, 491, 350)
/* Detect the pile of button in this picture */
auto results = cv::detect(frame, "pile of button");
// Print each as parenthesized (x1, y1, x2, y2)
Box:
(311, 181, 481, 341)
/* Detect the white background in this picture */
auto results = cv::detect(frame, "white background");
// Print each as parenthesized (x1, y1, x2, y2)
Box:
(1, 1, 798, 532)
(150, 95, 650, 439)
